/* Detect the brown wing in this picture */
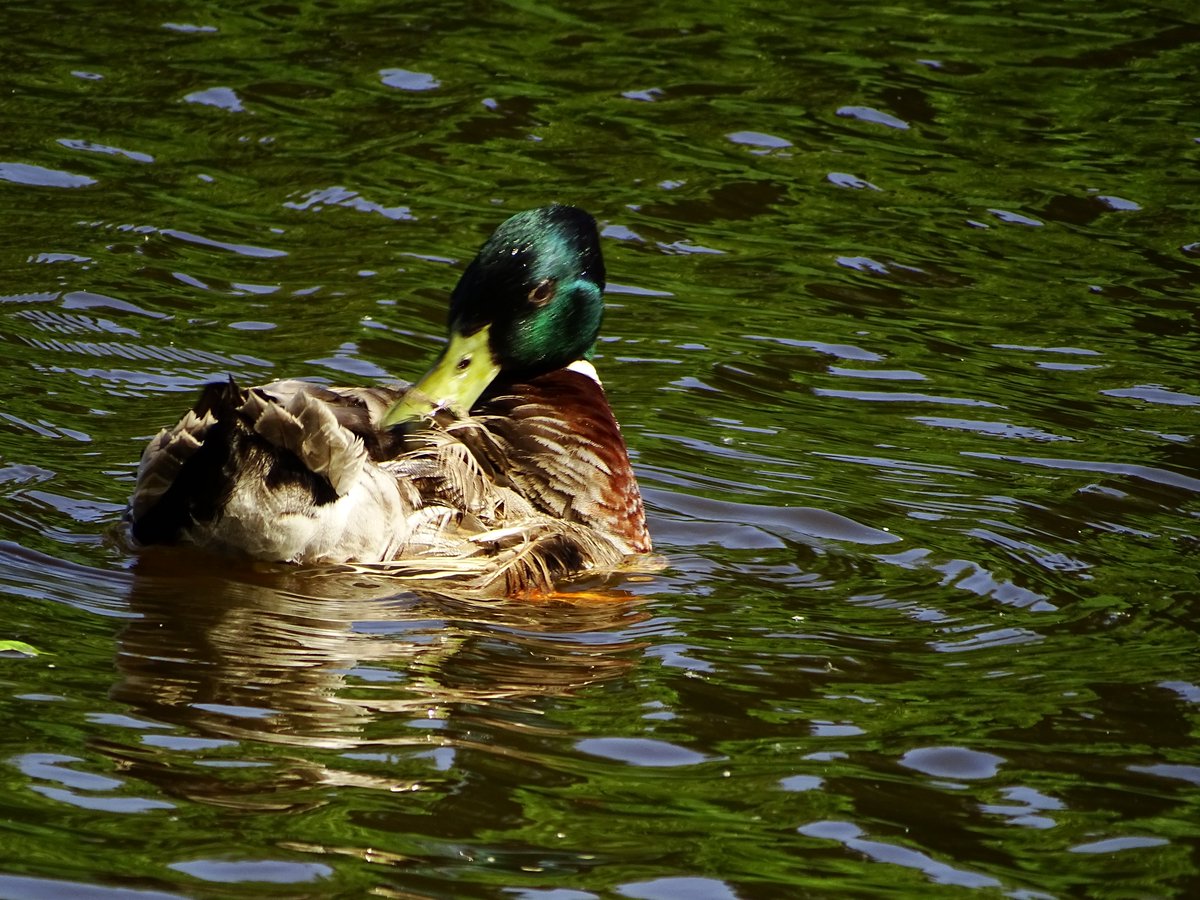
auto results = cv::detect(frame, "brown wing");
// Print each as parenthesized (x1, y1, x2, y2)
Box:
(274, 382, 411, 462)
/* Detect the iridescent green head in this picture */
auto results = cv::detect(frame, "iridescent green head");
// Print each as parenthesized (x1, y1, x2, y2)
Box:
(450, 204, 606, 374)
(382, 205, 607, 427)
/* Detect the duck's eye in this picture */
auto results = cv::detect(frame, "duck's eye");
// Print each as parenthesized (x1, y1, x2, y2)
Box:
(456, 355, 472, 371)
(528, 278, 556, 306)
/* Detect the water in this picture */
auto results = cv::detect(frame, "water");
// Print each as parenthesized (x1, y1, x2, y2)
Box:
(1, 0, 1198, 896)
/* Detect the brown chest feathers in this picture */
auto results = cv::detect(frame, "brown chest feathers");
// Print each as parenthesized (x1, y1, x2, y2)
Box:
(473, 368, 652, 555)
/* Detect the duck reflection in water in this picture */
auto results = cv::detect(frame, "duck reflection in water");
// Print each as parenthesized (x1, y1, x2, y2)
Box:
(106, 549, 650, 812)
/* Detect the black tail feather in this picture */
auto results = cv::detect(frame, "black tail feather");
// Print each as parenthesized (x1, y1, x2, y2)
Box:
(129, 381, 242, 545)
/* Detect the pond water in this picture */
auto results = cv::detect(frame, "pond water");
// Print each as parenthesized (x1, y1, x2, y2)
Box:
(1, 0, 1198, 896)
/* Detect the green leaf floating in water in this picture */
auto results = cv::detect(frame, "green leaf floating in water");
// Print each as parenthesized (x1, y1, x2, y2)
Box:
(0, 640, 41, 657)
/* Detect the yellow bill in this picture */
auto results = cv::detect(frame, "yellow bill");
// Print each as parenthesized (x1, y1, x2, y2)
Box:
(380, 327, 501, 428)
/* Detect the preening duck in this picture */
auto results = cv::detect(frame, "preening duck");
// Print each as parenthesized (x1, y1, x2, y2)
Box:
(127, 205, 651, 595)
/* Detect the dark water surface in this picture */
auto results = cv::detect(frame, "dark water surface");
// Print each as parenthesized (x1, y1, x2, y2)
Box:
(2, 0, 1198, 896)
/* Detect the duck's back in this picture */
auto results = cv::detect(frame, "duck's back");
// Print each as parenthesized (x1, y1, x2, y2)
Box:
(129, 379, 431, 563)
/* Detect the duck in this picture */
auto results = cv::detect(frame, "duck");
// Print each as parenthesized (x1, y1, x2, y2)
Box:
(127, 205, 652, 596)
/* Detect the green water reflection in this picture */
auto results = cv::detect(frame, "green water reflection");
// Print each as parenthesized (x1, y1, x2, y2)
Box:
(1, 0, 1198, 896)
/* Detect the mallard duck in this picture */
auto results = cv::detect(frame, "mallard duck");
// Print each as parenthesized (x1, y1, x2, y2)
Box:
(127, 205, 651, 595)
